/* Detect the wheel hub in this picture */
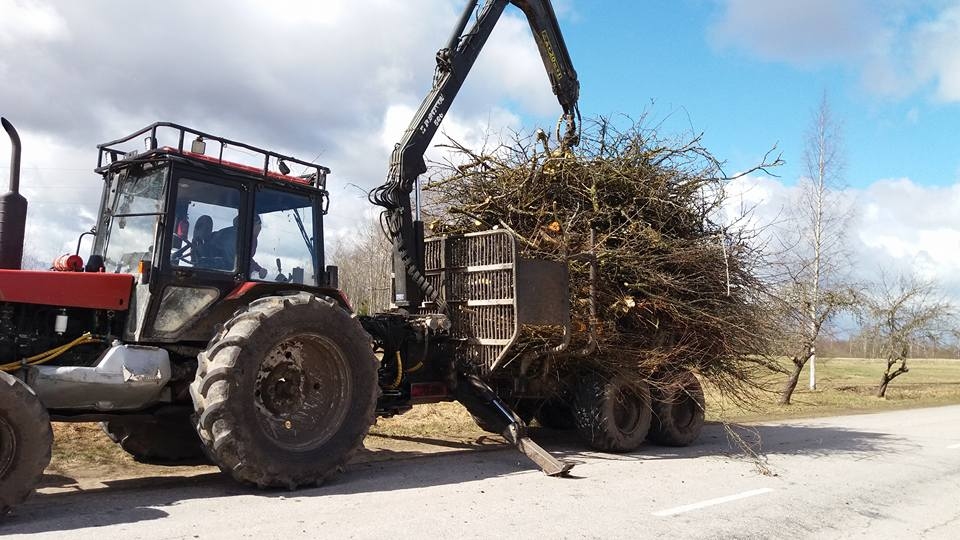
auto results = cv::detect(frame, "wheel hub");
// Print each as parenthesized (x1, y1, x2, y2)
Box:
(259, 362, 305, 416)
(253, 334, 352, 451)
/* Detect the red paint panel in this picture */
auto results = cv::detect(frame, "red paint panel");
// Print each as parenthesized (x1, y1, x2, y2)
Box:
(225, 281, 259, 300)
(0, 270, 134, 310)
(158, 147, 310, 185)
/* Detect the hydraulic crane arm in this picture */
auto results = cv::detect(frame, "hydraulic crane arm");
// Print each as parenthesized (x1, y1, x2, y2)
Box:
(370, 0, 580, 310)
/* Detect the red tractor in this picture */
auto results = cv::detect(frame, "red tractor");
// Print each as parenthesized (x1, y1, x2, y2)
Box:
(0, 0, 705, 517)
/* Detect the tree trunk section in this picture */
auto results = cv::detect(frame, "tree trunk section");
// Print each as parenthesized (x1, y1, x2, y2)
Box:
(876, 377, 890, 398)
(779, 360, 804, 405)
(877, 358, 908, 398)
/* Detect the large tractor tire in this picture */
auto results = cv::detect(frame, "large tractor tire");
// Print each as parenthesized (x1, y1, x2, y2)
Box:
(572, 373, 652, 453)
(648, 371, 705, 447)
(190, 293, 378, 489)
(1, 371, 52, 517)
(100, 414, 210, 465)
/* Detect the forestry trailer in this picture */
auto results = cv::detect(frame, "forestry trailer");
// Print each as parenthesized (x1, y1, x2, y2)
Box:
(0, 0, 704, 516)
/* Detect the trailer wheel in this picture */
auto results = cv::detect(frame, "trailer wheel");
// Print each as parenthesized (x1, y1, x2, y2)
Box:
(191, 293, 378, 489)
(535, 399, 575, 430)
(572, 373, 652, 452)
(0, 371, 52, 517)
(648, 372, 705, 447)
(100, 414, 210, 465)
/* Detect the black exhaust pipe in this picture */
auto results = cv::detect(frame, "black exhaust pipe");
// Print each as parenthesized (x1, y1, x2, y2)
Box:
(0, 117, 28, 270)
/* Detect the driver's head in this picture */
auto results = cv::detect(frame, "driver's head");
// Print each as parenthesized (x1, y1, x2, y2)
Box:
(253, 214, 262, 236)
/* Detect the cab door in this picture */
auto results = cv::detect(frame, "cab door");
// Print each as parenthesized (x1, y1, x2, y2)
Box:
(139, 171, 249, 342)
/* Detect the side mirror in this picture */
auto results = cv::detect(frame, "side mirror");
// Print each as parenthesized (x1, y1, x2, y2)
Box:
(326, 265, 339, 289)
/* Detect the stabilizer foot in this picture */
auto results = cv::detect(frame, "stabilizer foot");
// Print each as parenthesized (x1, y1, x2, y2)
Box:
(455, 374, 574, 477)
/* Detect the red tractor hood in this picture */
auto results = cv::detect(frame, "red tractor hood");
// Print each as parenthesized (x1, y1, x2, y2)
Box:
(0, 270, 134, 310)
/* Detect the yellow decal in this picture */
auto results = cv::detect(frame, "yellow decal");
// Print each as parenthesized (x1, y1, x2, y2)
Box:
(540, 30, 563, 80)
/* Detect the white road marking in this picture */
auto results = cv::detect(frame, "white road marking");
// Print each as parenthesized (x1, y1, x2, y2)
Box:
(653, 488, 775, 517)
(947, 443, 960, 449)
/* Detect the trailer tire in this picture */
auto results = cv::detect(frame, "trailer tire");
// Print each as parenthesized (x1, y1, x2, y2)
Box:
(100, 415, 210, 465)
(572, 373, 652, 452)
(648, 372, 705, 447)
(0, 371, 52, 517)
(535, 399, 575, 430)
(191, 293, 378, 489)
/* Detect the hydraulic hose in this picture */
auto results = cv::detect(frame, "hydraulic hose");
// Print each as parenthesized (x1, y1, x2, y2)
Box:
(0, 332, 100, 372)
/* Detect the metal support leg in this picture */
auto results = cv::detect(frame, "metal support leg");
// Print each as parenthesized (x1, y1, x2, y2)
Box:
(454, 374, 573, 477)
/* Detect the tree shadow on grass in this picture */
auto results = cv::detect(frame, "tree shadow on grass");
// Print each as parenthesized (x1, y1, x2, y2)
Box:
(3, 422, 908, 534)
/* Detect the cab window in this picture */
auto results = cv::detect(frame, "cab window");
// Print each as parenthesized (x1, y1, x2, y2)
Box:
(170, 178, 242, 273)
(252, 188, 317, 285)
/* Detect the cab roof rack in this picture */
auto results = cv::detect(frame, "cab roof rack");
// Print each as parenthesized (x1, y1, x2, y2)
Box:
(96, 122, 330, 189)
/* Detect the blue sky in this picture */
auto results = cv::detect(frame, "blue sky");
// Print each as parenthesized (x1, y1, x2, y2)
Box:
(542, 0, 960, 188)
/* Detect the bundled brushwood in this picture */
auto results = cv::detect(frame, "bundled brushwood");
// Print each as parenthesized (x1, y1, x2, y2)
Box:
(423, 118, 781, 401)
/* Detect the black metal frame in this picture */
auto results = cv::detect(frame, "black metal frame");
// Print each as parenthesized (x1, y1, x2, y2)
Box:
(96, 122, 330, 190)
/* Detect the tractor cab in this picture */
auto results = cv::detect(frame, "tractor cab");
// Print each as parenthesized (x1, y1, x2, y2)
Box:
(90, 123, 339, 344)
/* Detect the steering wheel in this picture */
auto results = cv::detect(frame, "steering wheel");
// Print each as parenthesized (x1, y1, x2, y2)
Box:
(171, 233, 195, 263)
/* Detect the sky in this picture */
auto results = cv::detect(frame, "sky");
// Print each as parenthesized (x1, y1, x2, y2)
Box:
(1, 0, 959, 303)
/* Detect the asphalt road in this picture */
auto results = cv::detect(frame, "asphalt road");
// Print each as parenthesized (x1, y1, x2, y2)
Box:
(4, 405, 960, 539)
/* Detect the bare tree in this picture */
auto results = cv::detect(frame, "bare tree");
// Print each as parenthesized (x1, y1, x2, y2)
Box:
(777, 92, 855, 405)
(861, 273, 953, 398)
(329, 216, 392, 315)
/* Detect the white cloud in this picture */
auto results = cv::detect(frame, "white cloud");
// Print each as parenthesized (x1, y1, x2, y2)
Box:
(911, 3, 960, 102)
(0, 0, 69, 46)
(709, 0, 886, 66)
(709, 0, 960, 103)
(727, 174, 960, 297)
(0, 0, 564, 263)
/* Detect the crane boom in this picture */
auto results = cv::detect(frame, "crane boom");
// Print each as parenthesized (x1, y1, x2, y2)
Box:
(370, 0, 581, 310)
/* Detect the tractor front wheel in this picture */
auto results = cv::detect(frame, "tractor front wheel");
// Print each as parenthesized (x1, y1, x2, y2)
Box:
(0, 371, 52, 517)
(191, 293, 378, 489)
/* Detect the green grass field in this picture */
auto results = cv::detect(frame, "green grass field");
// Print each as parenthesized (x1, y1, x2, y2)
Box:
(706, 357, 960, 422)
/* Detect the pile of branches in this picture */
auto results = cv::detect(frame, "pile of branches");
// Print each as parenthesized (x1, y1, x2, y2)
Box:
(424, 118, 781, 400)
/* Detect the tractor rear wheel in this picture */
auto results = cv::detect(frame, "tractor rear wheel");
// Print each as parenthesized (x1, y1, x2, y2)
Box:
(191, 293, 378, 489)
(648, 371, 705, 447)
(572, 373, 652, 452)
(0, 372, 52, 517)
(101, 414, 210, 465)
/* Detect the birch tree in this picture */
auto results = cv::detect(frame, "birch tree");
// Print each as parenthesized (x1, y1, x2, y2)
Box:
(778, 93, 855, 405)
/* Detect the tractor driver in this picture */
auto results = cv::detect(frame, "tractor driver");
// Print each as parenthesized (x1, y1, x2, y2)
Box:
(205, 214, 268, 279)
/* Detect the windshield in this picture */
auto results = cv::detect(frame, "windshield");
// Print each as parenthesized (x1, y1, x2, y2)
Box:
(102, 166, 167, 273)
